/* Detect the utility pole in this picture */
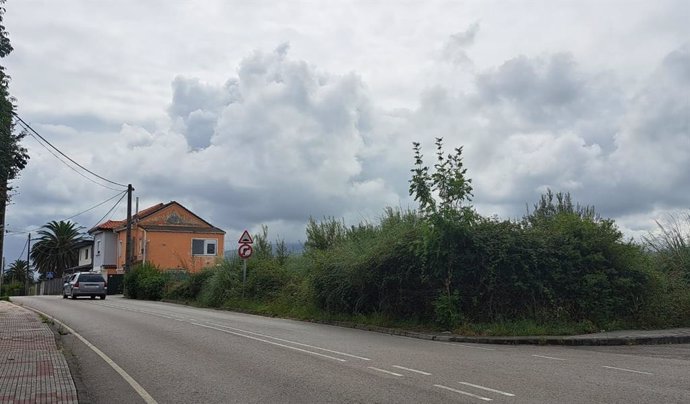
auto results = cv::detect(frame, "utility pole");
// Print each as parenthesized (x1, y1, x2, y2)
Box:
(125, 184, 133, 273)
(0, 256, 5, 294)
(26, 233, 30, 296)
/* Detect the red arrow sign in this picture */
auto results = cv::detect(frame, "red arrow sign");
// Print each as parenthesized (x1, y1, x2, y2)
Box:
(238, 243, 253, 259)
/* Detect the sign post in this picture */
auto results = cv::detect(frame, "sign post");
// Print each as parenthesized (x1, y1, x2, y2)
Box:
(238, 230, 254, 298)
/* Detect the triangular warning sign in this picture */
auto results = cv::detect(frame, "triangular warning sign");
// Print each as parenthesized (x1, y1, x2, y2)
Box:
(238, 230, 254, 244)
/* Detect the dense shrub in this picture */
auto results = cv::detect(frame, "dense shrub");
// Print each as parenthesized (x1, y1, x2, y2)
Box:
(198, 261, 240, 307)
(124, 263, 169, 300)
(117, 141, 689, 334)
(1, 281, 24, 296)
(310, 209, 428, 317)
(164, 269, 215, 301)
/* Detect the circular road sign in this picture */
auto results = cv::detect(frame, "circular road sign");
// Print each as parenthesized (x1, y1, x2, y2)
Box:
(238, 243, 253, 259)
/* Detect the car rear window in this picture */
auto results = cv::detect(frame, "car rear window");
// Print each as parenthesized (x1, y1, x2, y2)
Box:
(79, 274, 105, 282)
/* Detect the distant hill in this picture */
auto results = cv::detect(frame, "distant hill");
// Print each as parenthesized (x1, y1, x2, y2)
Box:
(224, 241, 304, 259)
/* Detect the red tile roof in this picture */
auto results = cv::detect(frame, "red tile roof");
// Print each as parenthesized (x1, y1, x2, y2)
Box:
(88, 219, 124, 233)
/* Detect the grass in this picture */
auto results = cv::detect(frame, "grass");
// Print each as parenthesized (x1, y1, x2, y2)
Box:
(163, 295, 608, 337)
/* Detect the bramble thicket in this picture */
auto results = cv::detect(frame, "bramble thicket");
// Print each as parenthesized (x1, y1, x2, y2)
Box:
(124, 139, 690, 335)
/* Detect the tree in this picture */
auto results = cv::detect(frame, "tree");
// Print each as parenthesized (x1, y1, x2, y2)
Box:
(3, 258, 32, 284)
(30, 220, 83, 278)
(0, 0, 29, 260)
(409, 138, 476, 328)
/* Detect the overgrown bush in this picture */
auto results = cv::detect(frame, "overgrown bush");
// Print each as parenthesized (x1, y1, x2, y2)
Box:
(308, 209, 430, 318)
(1, 281, 25, 296)
(198, 261, 240, 307)
(164, 269, 215, 301)
(124, 263, 169, 300)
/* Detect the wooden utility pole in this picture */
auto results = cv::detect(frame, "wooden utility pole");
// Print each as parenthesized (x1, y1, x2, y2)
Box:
(25, 233, 30, 295)
(125, 184, 133, 273)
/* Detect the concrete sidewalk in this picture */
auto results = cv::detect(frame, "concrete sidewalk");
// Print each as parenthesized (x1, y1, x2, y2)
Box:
(330, 320, 690, 346)
(0, 301, 78, 404)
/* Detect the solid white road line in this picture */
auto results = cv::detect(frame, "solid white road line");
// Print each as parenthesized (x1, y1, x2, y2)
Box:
(25, 306, 158, 404)
(434, 384, 492, 401)
(454, 344, 496, 351)
(205, 321, 371, 361)
(532, 354, 567, 361)
(458, 381, 515, 397)
(602, 366, 653, 375)
(392, 365, 432, 375)
(191, 322, 347, 362)
(100, 304, 369, 361)
(367, 367, 403, 377)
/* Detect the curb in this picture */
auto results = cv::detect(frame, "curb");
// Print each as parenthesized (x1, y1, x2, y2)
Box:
(322, 321, 690, 346)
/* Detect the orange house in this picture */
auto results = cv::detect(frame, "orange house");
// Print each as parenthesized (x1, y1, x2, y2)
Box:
(109, 201, 225, 273)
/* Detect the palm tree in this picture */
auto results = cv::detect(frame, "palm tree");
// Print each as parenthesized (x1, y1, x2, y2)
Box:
(3, 259, 32, 284)
(30, 220, 83, 278)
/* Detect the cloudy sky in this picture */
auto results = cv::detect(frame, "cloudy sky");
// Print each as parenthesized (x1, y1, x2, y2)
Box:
(3, 0, 689, 260)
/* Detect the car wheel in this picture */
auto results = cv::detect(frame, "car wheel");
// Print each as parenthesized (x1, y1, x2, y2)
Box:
(71, 292, 77, 299)
(100, 295, 106, 300)
(62, 293, 67, 299)
(90, 295, 96, 299)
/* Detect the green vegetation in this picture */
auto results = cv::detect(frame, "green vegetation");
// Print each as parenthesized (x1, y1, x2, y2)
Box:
(30, 220, 84, 278)
(0, 0, 30, 265)
(124, 139, 690, 335)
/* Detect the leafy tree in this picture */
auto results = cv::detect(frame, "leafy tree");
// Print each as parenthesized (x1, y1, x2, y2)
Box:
(30, 220, 83, 278)
(3, 258, 32, 284)
(304, 217, 347, 251)
(409, 138, 476, 327)
(0, 0, 29, 259)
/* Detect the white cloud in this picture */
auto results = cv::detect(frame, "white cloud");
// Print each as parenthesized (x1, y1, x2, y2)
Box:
(3, 1, 689, 261)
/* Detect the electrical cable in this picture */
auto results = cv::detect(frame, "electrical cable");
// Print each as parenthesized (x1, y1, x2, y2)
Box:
(12, 113, 128, 188)
(17, 122, 123, 192)
(4, 190, 127, 236)
(90, 190, 128, 231)
(14, 237, 28, 263)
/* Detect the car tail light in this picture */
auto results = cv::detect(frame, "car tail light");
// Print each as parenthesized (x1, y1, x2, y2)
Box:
(74, 281, 79, 288)
(104, 281, 108, 288)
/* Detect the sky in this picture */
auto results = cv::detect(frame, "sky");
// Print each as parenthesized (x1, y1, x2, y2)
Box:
(2, 0, 689, 261)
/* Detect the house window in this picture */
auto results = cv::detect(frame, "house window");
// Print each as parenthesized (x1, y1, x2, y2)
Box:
(118, 240, 122, 257)
(192, 239, 217, 256)
(96, 240, 101, 255)
(84, 248, 89, 260)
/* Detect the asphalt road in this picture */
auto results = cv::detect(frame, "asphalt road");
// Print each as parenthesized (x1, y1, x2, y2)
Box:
(13, 296, 690, 404)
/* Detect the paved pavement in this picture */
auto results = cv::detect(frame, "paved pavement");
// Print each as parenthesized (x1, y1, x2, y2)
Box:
(0, 296, 690, 403)
(0, 300, 78, 404)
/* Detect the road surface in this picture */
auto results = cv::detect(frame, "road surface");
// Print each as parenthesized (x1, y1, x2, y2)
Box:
(13, 296, 690, 403)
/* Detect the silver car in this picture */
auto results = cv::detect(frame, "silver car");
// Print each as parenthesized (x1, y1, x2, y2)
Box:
(63, 272, 107, 299)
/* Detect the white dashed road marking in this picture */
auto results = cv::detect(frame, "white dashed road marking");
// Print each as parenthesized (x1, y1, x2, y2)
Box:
(392, 365, 432, 375)
(458, 381, 515, 397)
(602, 366, 653, 375)
(367, 367, 403, 377)
(434, 384, 492, 401)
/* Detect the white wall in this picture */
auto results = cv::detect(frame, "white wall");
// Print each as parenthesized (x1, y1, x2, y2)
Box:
(93, 231, 117, 270)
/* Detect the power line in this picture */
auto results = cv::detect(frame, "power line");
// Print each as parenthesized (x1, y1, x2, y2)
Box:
(12, 113, 128, 188)
(91, 190, 128, 230)
(15, 237, 28, 263)
(19, 123, 124, 192)
(4, 190, 127, 236)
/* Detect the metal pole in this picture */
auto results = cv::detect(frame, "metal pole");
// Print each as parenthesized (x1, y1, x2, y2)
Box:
(242, 259, 247, 298)
(125, 184, 133, 273)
